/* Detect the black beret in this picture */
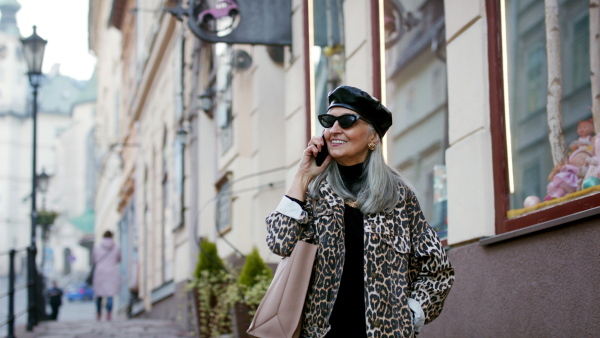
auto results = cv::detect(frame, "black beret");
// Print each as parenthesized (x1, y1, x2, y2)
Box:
(327, 85, 392, 138)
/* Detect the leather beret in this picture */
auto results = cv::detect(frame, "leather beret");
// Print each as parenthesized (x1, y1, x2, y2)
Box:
(327, 85, 393, 138)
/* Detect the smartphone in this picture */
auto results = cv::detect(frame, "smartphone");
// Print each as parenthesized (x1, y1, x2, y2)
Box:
(315, 135, 329, 166)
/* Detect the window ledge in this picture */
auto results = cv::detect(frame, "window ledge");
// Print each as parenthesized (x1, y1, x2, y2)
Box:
(508, 185, 600, 219)
(131, 298, 145, 317)
(480, 205, 600, 245)
(151, 279, 175, 304)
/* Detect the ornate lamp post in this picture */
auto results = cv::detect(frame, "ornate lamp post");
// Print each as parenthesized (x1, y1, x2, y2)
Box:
(37, 168, 50, 274)
(37, 169, 50, 196)
(21, 25, 47, 331)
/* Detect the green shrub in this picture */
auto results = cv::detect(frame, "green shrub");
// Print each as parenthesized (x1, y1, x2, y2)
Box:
(238, 247, 272, 287)
(189, 243, 274, 336)
(244, 273, 273, 316)
(194, 240, 226, 279)
(232, 248, 273, 316)
(190, 240, 231, 337)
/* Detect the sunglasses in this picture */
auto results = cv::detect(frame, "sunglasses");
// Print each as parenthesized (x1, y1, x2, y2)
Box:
(318, 114, 365, 129)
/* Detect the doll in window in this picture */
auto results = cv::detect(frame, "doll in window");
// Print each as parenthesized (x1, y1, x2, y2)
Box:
(584, 135, 600, 184)
(569, 119, 594, 152)
(546, 148, 592, 200)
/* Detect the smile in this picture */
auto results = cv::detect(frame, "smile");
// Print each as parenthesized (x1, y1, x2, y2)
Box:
(331, 140, 346, 145)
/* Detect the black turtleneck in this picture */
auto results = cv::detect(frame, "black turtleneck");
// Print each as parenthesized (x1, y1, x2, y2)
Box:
(325, 162, 367, 338)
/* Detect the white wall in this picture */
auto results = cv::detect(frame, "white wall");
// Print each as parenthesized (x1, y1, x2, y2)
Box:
(444, 0, 496, 244)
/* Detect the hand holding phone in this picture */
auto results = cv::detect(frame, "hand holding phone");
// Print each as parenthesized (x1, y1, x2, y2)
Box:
(315, 135, 329, 166)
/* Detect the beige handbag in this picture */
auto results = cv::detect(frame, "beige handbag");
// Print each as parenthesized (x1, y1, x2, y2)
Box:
(247, 240, 318, 338)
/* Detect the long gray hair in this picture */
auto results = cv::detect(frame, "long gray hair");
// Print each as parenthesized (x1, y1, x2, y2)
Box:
(308, 125, 410, 214)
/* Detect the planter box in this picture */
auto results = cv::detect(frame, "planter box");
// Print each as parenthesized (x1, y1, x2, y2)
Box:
(231, 302, 252, 338)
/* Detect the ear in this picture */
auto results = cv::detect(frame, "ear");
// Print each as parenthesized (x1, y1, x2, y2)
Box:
(369, 133, 380, 146)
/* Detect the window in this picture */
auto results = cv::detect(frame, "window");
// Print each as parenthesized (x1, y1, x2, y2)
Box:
(172, 35, 185, 230)
(143, 167, 150, 291)
(572, 14, 590, 90)
(490, 0, 597, 233)
(215, 176, 231, 234)
(311, 0, 345, 135)
(113, 92, 120, 139)
(172, 138, 184, 230)
(384, 0, 448, 241)
(118, 199, 136, 307)
(431, 164, 448, 242)
(55, 126, 66, 137)
(215, 43, 233, 151)
(162, 132, 173, 281)
(174, 34, 184, 122)
(525, 46, 546, 115)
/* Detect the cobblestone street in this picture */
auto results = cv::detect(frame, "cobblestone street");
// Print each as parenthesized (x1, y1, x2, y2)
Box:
(2, 277, 194, 337)
(14, 318, 194, 337)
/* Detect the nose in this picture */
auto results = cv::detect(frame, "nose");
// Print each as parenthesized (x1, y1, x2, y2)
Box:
(329, 120, 343, 133)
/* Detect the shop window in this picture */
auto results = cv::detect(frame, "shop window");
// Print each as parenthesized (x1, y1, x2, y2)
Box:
(490, 0, 596, 233)
(431, 164, 448, 242)
(384, 0, 448, 241)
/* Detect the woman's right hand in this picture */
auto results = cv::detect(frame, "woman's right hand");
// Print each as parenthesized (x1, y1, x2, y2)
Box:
(297, 135, 332, 179)
(286, 135, 332, 201)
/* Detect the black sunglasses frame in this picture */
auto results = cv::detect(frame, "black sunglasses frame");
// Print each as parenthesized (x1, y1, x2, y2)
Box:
(318, 114, 365, 129)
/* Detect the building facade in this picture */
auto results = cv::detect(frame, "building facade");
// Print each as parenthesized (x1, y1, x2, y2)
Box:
(90, 0, 598, 336)
(0, 0, 93, 279)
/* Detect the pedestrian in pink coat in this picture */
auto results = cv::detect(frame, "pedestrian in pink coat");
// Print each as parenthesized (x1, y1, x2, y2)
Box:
(92, 230, 121, 321)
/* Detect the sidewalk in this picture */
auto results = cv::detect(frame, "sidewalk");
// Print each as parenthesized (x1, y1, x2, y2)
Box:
(14, 318, 195, 337)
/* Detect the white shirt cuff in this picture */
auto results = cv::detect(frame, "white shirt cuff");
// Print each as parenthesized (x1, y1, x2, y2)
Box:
(275, 196, 304, 220)
(408, 297, 425, 333)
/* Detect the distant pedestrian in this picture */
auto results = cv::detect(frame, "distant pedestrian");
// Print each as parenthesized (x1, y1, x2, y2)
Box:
(92, 230, 121, 321)
(46, 280, 63, 320)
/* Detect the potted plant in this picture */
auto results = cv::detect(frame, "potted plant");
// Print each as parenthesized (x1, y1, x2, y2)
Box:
(189, 239, 232, 337)
(227, 247, 273, 338)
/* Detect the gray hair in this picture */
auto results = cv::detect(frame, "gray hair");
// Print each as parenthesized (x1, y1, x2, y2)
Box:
(308, 125, 410, 214)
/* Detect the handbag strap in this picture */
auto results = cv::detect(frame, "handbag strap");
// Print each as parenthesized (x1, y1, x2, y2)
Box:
(94, 246, 114, 265)
(310, 198, 321, 241)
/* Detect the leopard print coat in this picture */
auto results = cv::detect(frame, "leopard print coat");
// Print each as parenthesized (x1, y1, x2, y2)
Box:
(266, 179, 454, 338)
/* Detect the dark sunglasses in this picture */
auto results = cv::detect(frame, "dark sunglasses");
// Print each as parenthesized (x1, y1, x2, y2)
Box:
(318, 114, 365, 129)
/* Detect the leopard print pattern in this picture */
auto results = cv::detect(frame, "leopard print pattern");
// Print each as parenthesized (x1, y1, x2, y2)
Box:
(266, 180, 454, 338)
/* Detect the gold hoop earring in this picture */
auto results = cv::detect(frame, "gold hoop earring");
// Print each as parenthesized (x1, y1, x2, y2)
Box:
(368, 142, 376, 150)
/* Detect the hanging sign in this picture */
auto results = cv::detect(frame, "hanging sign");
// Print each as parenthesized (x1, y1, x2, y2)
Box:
(167, 0, 291, 46)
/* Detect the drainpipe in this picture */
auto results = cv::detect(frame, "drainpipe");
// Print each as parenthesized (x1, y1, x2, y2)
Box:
(187, 36, 203, 275)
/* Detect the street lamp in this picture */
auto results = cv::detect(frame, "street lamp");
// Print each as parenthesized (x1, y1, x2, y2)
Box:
(37, 168, 51, 275)
(21, 25, 47, 331)
(199, 88, 215, 114)
(176, 126, 189, 145)
(37, 168, 50, 195)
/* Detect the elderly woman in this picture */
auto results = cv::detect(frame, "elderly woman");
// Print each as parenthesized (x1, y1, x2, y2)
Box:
(266, 86, 454, 337)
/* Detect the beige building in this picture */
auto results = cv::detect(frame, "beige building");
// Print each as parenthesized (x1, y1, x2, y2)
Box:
(44, 76, 98, 279)
(90, 0, 598, 336)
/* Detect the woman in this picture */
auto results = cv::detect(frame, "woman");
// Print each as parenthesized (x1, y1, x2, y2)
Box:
(92, 230, 121, 321)
(266, 85, 454, 337)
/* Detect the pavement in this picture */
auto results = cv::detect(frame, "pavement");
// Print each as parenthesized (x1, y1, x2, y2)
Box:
(13, 318, 194, 337)
(1, 276, 195, 337)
